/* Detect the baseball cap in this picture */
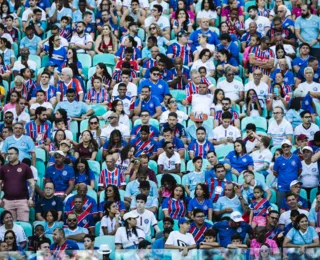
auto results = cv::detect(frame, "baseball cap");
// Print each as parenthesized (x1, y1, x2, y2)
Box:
(293, 88, 306, 98)
(60, 140, 71, 147)
(230, 211, 244, 222)
(190, 112, 208, 123)
(178, 217, 190, 225)
(123, 211, 139, 221)
(54, 150, 65, 157)
(177, 30, 190, 38)
(46, 61, 57, 67)
(290, 180, 303, 187)
(281, 139, 292, 147)
(297, 134, 308, 141)
(302, 146, 313, 153)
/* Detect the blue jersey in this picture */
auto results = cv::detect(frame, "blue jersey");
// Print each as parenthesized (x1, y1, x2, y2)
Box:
(65, 195, 98, 214)
(281, 195, 308, 211)
(274, 154, 302, 192)
(292, 55, 313, 72)
(213, 220, 252, 247)
(160, 123, 187, 139)
(115, 45, 141, 60)
(189, 29, 220, 47)
(188, 140, 215, 159)
(241, 31, 262, 45)
(162, 198, 186, 219)
(270, 69, 294, 86)
(167, 43, 193, 66)
(130, 138, 158, 157)
(225, 151, 254, 173)
(205, 177, 229, 202)
(142, 58, 157, 70)
(249, 198, 271, 217)
(85, 88, 109, 104)
(144, 68, 173, 82)
(31, 85, 57, 101)
(2, 135, 35, 162)
(157, 137, 184, 153)
(187, 198, 213, 218)
(138, 79, 170, 103)
(43, 45, 67, 69)
(25, 120, 52, 145)
(74, 170, 95, 186)
(217, 41, 239, 60)
(190, 222, 213, 245)
(131, 125, 159, 139)
(134, 96, 161, 116)
(45, 164, 75, 193)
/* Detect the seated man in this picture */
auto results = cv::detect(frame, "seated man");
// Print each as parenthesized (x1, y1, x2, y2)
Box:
(188, 127, 215, 159)
(158, 141, 181, 176)
(64, 212, 89, 249)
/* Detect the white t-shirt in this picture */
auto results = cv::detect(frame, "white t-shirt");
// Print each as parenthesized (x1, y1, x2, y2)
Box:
(245, 16, 271, 35)
(245, 138, 259, 154)
(22, 7, 46, 21)
(70, 33, 93, 53)
(102, 112, 130, 126)
(131, 209, 158, 237)
(196, 10, 217, 20)
(279, 209, 309, 226)
(191, 59, 215, 77)
(144, 15, 170, 31)
(12, 60, 37, 73)
(160, 110, 188, 124)
(251, 149, 272, 172)
(43, 36, 68, 49)
(193, 44, 216, 55)
(212, 125, 241, 146)
(273, 56, 292, 70)
(100, 215, 122, 236)
(217, 79, 244, 102)
(112, 82, 138, 98)
(115, 226, 145, 249)
(298, 81, 320, 104)
(0, 224, 27, 245)
(7, 108, 30, 123)
(30, 102, 53, 111)
(294, 123, 319, 141)
(190, 94, 213, 115)
(267, 119, 293, 146)
(165, 231, 196, 259)
(101, 124, 130, 139)
(300, 161, 319, 188)
(158, 151, 181, 170)
(269, 9, 291, 17)
(244, 81, 269, 105)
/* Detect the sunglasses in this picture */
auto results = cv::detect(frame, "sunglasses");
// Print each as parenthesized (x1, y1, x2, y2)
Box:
(167, 146, 174, 150)
(5, 237, 14, 240)
(152, 73, 159, 76)
(169, 100, 177, 104)
(90, 121, 98, 125)
(150, 27, 156, 30)
(222, 103, 229, 105)
(5, 116, 12, 119)
(68, 219, 77, 222)
(282, 145, 290, 148)
(108, 117, 117, 120)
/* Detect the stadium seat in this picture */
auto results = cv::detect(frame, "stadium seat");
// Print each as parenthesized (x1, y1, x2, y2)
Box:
(269, 188, 277, 204)
(158, 206, 164, 220)
(310, 187, 318, 203)
(95, 221, 101, 236)
(137, 28, 145, 42)
(78, 54, 92, 79)
(15, 222, 33, 238)
(156, 174, 181, 188)
(69, 121, 79, 141)
(35, 147, 47, 162)
(88, 160, 101, 175)
(12, 43, 19, 57)
(91, 104, 108, 116)
(271, 203, 278, 211)
(79, 119, 89, 133)
(94, 236, 115, 259)
(148, 160, 158, 175)
(170, 90, 186, 101)
(207, 76, 216, 86)
(215, 144, 234, 160)
(241, 116, 267, 133)
(41, 55, 50, 68)
(93, 53, 116, 67)
(2, 80, 9, 94)
(300, 188, 308, 200)
(180, 159, 186, 173)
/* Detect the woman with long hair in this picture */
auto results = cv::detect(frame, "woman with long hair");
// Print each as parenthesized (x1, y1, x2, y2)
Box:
(103, 99, 129, 125)
(75, 130, 98, 160)
(74, 158, 95, 189)
(4, 90, 19, 112)
(197, 0, 217, 26)
(191, 48, 215, 77)
(188, 183, 213, 220)
(94, 24, 118, 54)
(102, 129, 127, 157)
(91, 62, 112, 89)
(159, 174, 177, 201)
(225, 140, 254, 176)
(269, 0, 291, 20)
(211, 89, 225, 115)
(216, 48, 239, 76)
(0, 37, 14, 68)
(113, 143, 135, 178)
(47, 35, 67, 69)
(49, 129, 66, 154)
(0, 2, 18, 27)
(267, 82, 290, 112)
(171, 0, 195, 25)
(173, 8, 192, 34)
(160, 97, 189, 124)
(4, 230, 25, 255)
(85, 116, 102, 147)
(62, 48, 83, 76)
(148, 23, 170, 48)
(53, 108, 70, 129)
(67, 62, 85, 90)
(274, 45, 292, 70)
(100, 201, 121, 235)
(0, 51, 11, 80)
(243, 89, 263, 117)
(286, 98, 303, 129)
(162, 184, 187, 219)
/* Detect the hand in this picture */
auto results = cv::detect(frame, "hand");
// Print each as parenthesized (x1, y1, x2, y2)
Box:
(27, 199, 34, 207)
(0, 199, 4, 207)
(299, 246, 305, 255)
(242, 183, 249, 189)
(133, 160, 140, 170)
(224, 208, 233, 213)
(181, 247, 188, 257)
(81, 115, 89, 119)
(27, 13, 34, 19)
(227, 137, 234, 142)
(139, 94, 145, 100)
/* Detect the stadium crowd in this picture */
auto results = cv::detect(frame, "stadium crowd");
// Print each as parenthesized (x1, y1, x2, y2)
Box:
(0, 0, 320, 258)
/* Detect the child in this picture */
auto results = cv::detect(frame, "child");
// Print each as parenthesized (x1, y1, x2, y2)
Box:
(53, 118, 73, 141)
(226, 8, 245, 39)
(185, 156, 205, 197)
(199, 229, 220, 249)
(158, 173, 177, 202)
(130, 181, 158, 214)
(21, 67, 37, 101)
(249, 186, 272, 228)
(85, 76, 109, 106)
(100, 201, 121, 236)
(59, 16, 72, 41)
(43, 210, 62, 238)
(227, 234, 248, 249)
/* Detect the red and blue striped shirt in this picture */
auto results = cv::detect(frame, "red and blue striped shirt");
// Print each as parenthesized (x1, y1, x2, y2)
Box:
(162, 198, 186, 219)
(99, 167, 125, 188)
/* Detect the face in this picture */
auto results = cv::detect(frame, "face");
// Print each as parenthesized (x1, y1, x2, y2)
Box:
(46, 211, 54, 223)
(261, 40, 271, 50)
(52, 230, 63, 244)
(136, 199, 145, 210)
(1, 128, 10, 139)
(196, 130, 206, 142)
(234, 142, 243, 153)
(18, 98, 27, 111)
(82, 131, 92, 142)
(220, 23, 229, 33)
(253, 188, 262, 199)
(150, 70, 160, 81)
(174, 186, 183, 198)
(286, 195, 297, 208)
(84, 237, 93, 249)
(260, 245, 270, 257)
(26, 29, 34, 39)
(168, 116, 177, 128)
(4, 233, 14, 245)
(38, 111, 47, 122)
(106, 156, 115, 169)
(273, 108, 283, 121)
(106, 186, 114, 198)
(305, 70, 314, 81)
(7, 148, 18, 162)
(66, 92, 75, 102)
(244, 172, 254, 183)
(44, 183, 54, 197)
(194, 213, 205, 224)
(222, 118, 231, 128)
(178, 10, 186, 19)
(122, 74, 130, 84)
(301, 6, 310, 18)
(89, 118, 99, 129)
(0, 242, 8, 252)
(54, 154, 65, 166)
(226, 71, 235, 82)
(253, 70, 263, 81)
(165, 143, 174, 155)
(140, 157, 149, 168)
(127, 217, 137, 227)
(201, 19, 210, 29)
(198, 84, 208, 95)
(224, 184, 234, 198)
(76, 162, 86, 173)
(140, 131, 149, 141)
(268, 213, 279, 226)
(300, 45, 310, 55)
(290, 183, 301, 195)
(74, 198, 83, 211)
(249, 9, 257, 19)
(76, 23, 85, 34)
(3, 213, 13, 226)
(118, 86, 127, 97)
(299, 217, 309, 230)
(207, 152, 217, 165)
(4, 113, 13, 123)
(180, 222, 191, 232)
(281, 143, 291, 154)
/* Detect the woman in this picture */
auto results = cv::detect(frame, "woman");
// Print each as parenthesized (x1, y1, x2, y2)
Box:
(267, 83, 290, 113)
(48, 140, 76, 166)
(286, 98, 303, 129)
(54, 108, 70, 129)
(274, 45, 292, 70)
(86, 116, 102, 147)
(269, 0, 291, 20)
(100, 201, 121, 236)
(99, 184, 126, 219)
(187, 183, 213, 220)
(115, 36, 141, 62)
(4, 230, 25, 258)
(102, 100, 129, 125)
(62, 48, 83, 76)
(196, 0, 217, 26)
(4, 90, 19, 112)
(94, 24, 118, 54)
(193, 34, 216, 61)
(221, 0, 244, 22)
(113, 143, 135, 179)
(0, 2, 18, 27)
(48, 129, 66, 154)
(75, 130, 98, 160)
(158, 173, 177, 202)
(0, 211, 26, 249)
(162, 184, 187, 220)
(47, 35, 67, 69)
(211, 89, 224, 115)
(242, 89, 263, 117)
(85, 76, 109, 106)
(225, 140, 254, 176)
(84, 234, 98, 258)
(171, 0, 195, 24)
(0, 37, 14, 68)
(102, 129, 127, 157)
(21, 67, 36, 100)
(0, 51, 11, 80)
(74, 158, 95, 189)
(220, 22, 238, 42)
(292, 0, 303, 20)
(258, 243, 277, 260)
(91, 62, 112, 89)
(256, 0, 269, 17)
(173, 9, 192, 34)
(191, 49, 215, 77)
(216, 48, 239, 76)
(148, 23, 170, 48)
(283, 214, 319, 252)
(159, 97, 189, 124)
(67, 62, 85, 91)
(115, 212, 145, 249)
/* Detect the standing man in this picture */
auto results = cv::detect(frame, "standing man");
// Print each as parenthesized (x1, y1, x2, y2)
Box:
(0, 147, 35, 221)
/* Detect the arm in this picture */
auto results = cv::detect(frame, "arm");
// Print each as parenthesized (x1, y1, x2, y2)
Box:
(151, 106, 162, 119)
(64, 180, 75, 196)
(65, 233, 87, 242)
(31, 151, 36, 167)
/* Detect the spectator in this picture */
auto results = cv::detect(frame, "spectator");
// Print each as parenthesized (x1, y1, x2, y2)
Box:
(20, 26, 41, 55)
(188, 183, 213, 220)
(145, 4, 170, 40)
(158, 141, 181, 175)
(50, 228, 79, 256)
(162, 184, 187, 220)
(188, 127, 215, 159)
(245, 6, 270, 36)
(134, 86, 162, 119)
(152, 227, 173, 249)
(189, 18, 220, 47)
(100, 201, 121, 236)
(190, 209, 213, 245)
(251, 136, 272, 176)
(99, 154, 125, 189)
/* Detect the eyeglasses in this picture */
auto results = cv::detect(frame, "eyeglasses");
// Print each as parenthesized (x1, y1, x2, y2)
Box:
(108, 117, 117, 120)
(169, 100, 177, 104)
(150, 27, 156, 30)
(152, 73, 159, 76)
(68, 219, 77, 222)
(4, 237, 14, 240)
(282, 145, 290, 148)
(140, 114, 149, 117)
(90, 121, 98, 125)
(167, 146, 174, 150)
(273, 112, 282, 114)
(5, 116, 12, 119)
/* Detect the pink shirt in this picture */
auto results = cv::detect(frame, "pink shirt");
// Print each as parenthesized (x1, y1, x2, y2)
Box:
(250, 238, 279, 259)
(171, 11, 195, 22)
(3, 103, 15, 112)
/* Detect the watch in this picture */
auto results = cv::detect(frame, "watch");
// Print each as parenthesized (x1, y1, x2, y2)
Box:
(238, 196, 243, 200)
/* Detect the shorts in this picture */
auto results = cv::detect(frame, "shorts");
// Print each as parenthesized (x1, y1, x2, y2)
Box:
(252, 216, 266, 226)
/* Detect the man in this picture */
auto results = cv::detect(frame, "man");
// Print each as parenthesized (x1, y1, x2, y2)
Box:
(184, 70, 212, 98)
(99, 154, 125, 189)
(213, 211, 253, 248)
(144, 58, 173, 82)
(158, 141, 181, 175)
(138, 68, 170, 103)
(158, 127, 184, 158)
(243, 123, 262, 154)
(297, 58, 320, 86)
(189, 18, 220, 47)
(134, 86, 162, 119)
(265, 210, 282, 243)
(167, 31, 193, 66)
(205, 152, 232, 181)
(109, 83, 134, 118)
(153, 228, 173, 249)
(0, 111, 13, 133)
(169, 56, 190, 90)
(36, 239, 52, 259)
(55, 89, 94, 121)
(244, 70, 268, 108)
(20, 26, 41, 55)
(186, 114, 214, 144)
(7, 97, 30, 124)
(308, 191, 320, 227)
(245, 6, 270, 36)
(241, 22, 261, 51)
(294, 110, 319, 141)
(131, 110, 159, 141)
(293, 134, 309, 160)
(0, 147, 35, 222)
(155, 217, 174, 239)
(268, 16, 295, 47)
(165, 218, 197, 259)
(128, 154, 158, 184)
(4, 15, 19, 43)
(1, 122, 36, 166)
(267, 106, 293, 146)
(112, 72, 138, 101)
(188, 127, 214, 159)
(144, 4, 170, 40)
(0, 127, 12, 151)
(280, 180, 309, 213)
(48, 0, 72, 24)
(142, 45, 159, 75)
(50, 228, 79, 257)
(120, 21, 143, 49)
(12, 47, 37, 75)
(251, 136, 272, 176)
(22, 0, 46, 29)
(45, 150, 75, 200)
(216, 67, 244, 104)
(214, 97, 240, 128)
(30, 90, 54, 119)
(67, 195, 94, 234)
(274, 140, 302, 207)
(270, 59, 295, 87)
(293, 43, 313, 74)
(130, 181, 159, 213)
(249, 36, 275, 82)
(23, 9, 46, 39)
(217, 33, 239, 60)
(190, 209, 213, 245)
(130, 125, 158, 160)
(295, 4, 320, 59)
(300, 146, 319, 194)
(160, 112, 187, 143)
(25, 107, 52, 146)
(214, 183, 247, 219)
(212, 111, 241, 147)
(122, 0, 147, 29)
(35, 181, 63, 221)
(279, 193, 309, 229)
(70, 21, 94, 56)
(64, 212, 89, 249)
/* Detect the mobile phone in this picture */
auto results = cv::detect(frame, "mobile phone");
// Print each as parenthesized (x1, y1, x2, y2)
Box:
(274, 88, 279, 97)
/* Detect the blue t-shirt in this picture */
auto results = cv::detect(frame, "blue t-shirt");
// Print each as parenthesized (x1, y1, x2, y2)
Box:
(20, 35, 42, 55)
(65, 195, 98, 214)
(295, 15, 320, 48)
(138, 79, 170, 102)
(75, 170, 95, 186)
(189, 29, 220, 47)
(225, 151, 254, 173)
(134, 96, 161, 116)
(204, 160, 232, 181)
(50, 239, 79, 251)
(281, 195, 308, 211)
(286, 226, 318, 245)
(2, 135, 35, 161)
(217, 41, 239, 60)
(187, 198, 213, 218)
(45, 164, 75, 193)
(186, 171, 205, 192)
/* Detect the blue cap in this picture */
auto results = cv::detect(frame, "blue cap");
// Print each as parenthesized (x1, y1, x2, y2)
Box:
(45, 61, 57, 67)
(178, 217, 190, 225)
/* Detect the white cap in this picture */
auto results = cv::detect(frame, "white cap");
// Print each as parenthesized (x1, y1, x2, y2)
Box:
(302, 146, 313, 153)
(293, 88, 306, 98)
(54, 150, 65, 157)
(97, 244, 112, 255)
(281, 139, 292, 146)
(290, 180, 303, 187)
(123, 211, 139, 221)
(230, 211, 244, 222)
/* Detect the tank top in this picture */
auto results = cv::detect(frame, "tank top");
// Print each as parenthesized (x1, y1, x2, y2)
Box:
(98, 36, 113, 53)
